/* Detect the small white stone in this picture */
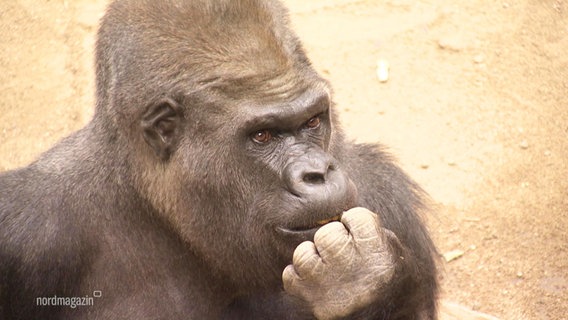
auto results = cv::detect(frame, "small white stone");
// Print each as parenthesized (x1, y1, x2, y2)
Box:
(443, 249, 465, 262)
(473, 54, 485, 64)
(376, 59, 390, 83)
(437, 37, 465, 52)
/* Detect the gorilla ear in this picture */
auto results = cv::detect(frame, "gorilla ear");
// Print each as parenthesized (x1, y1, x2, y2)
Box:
(141, 98, 183, 161)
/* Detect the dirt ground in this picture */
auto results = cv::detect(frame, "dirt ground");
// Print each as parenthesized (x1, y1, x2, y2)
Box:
(1, 0, 567, 319)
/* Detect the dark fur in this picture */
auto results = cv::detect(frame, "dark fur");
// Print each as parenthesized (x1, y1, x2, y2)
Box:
(0, 0, 438, 319)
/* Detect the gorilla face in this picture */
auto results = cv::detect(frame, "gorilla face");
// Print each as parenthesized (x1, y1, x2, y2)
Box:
(241, 90, 358, 241)
(241, 88, 358, 246)
(162, 78, 358, 290)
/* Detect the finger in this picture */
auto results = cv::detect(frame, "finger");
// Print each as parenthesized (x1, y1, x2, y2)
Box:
(314, 221, 353, 263)
(292, 241, 323, 278)
(282, 264, 302, 294)
(341, 207, 382, 249)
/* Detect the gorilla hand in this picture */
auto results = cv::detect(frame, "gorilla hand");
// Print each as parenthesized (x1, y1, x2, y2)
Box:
(282, 207, 398, 320)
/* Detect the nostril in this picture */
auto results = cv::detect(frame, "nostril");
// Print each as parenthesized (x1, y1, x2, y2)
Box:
(303, 172, 325, 184)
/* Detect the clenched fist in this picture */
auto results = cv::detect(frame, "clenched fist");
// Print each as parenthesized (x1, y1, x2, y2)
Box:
(282, 207, 398, 320)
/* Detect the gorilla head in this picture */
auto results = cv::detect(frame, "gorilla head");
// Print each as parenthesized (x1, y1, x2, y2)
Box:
(96, 0, 358, 291)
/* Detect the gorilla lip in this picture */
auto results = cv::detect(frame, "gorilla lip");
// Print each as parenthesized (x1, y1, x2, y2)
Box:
(315, 214, 342, 226)
(279, 213, 343, 235)
(276, 214, 341, 243)
(295, 213, 342, 231)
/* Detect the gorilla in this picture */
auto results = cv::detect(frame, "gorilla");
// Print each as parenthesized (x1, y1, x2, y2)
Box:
(0, 0, 438, 319)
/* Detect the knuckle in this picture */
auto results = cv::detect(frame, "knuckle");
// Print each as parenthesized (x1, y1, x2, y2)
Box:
(342, 208, 377, 226)
(282, 265, 295, 282)
(293, 241, 316, 264)
(314, 221, 348, 247)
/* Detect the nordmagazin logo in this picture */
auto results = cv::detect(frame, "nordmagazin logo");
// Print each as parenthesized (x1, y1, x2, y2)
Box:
(35, 291, 102, 309)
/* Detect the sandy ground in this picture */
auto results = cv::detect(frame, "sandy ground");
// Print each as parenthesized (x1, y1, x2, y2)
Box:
(1, 1, 567, 319)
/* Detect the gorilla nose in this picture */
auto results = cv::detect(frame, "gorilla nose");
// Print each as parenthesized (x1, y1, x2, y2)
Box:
(301, 165, 331, 185)
(282, 153, 358, 219)
(283, 156, 342, 197)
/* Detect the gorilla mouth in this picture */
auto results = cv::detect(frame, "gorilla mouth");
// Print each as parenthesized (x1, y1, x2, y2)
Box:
(292, 213, 342, 232)
(277, 213, 343, 240)
(314, 214, 342, 227)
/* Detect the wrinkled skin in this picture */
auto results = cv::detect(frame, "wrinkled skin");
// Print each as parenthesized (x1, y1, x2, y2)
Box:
(283, 208, 397, 319)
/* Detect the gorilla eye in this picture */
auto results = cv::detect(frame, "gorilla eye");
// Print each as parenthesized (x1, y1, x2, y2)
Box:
(305, 115, 321, 129)
(251, 130, 273, 144)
